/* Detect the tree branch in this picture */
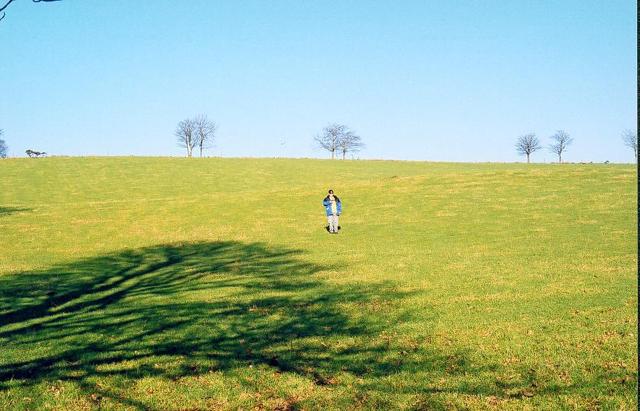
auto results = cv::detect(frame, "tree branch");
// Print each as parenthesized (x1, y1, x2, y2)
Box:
(0, 0, 17, 14)
(1, 0, 61, 23)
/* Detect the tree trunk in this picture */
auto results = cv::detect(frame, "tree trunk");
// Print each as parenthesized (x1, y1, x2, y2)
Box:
(342, 151, 346, 160)
(331, 150, 334, 160)
(200, 145, 203, 158)
(559, 153, 562, 163)
(527, 154, 530, 163)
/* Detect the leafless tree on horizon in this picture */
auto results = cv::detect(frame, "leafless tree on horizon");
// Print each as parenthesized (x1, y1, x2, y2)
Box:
(0, 129, 7, 158)
(622, 129, 637, 161)
(194, 114, 217, 158)
(548, 130, 573, 163)
(315, 123, 364, 159)
(315, 123, 344, 159)
(1, 0, 61, 22)
(338, 130, 364, 160)
(175, 118, 197, 157)
(515, 133, 541, 163)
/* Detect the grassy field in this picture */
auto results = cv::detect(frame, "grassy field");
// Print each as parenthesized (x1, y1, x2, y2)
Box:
(0, 157, 636, 410)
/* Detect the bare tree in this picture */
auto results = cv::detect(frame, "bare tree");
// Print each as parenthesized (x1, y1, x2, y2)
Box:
(316, 123, 362, 159)
(515, 133, 541, 163)
(338, 130, 364, 160)
(175, 118, 196, 157)
(193, 114, 217, 158)
(0, 129, 7, 158)
(548, 130, 573, 163)
(1, 0, 61, 22)
(622, 129, 637, 160)
(315, 124, 346, 159)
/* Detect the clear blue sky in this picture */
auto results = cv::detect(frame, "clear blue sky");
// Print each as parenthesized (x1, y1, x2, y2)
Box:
(0, 0, 636, 162)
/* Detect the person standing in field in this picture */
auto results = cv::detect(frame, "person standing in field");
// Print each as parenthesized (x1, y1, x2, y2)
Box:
(323, 189, 342, 234)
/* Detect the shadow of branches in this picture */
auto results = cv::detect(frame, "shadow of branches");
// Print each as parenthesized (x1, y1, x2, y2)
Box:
(0, 239, 632, 409)
(0, 206, 31, 217)
(1, 240, 602, 409)
(0, 241, 435, 407)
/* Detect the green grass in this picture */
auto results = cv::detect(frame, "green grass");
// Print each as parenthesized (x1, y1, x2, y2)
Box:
(0, 157, 636, 410)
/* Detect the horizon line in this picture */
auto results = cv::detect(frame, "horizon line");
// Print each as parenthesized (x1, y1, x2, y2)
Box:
(0, 154, 635, 165)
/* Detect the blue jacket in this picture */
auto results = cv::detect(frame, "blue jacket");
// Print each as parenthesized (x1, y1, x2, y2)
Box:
(323, 196, 342, 216)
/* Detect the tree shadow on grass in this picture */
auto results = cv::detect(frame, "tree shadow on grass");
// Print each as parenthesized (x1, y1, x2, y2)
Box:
(2, 241, 611, 409)
(0, 206, 31, 217)
(0, 241, 464, 409)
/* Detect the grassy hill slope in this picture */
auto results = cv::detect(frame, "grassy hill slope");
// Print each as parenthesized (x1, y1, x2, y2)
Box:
(0, 157, 636, 410)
